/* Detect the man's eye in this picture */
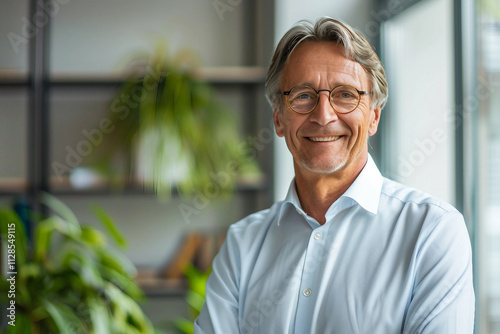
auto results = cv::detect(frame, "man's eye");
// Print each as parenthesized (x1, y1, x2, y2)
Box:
(340, 92, 354, 98)
(297, 93, 313, 99)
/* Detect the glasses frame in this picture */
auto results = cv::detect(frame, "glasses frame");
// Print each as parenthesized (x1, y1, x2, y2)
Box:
(281, 84, 372, 115)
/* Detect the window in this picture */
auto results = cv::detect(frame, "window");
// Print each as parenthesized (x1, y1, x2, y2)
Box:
(477, 3, 500, 332)
(381, 0, 500, 332)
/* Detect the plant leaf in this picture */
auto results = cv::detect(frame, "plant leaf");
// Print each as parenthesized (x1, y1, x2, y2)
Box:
(98, 246, 137, 277)
(0, 208, 28, 266)
(99, 266, 144, 301)
(186, 291, 205, 314)
(33, 217, 61, 262)
(80, 226, 107, 248)
(89, 298, 111, 334)
(41, 193, 81, 232)
(43, 299, 87, 333)
(90, 204, 127, 248)
(6, 311, 32, 334)
(174, 317, 194, 334)
(105, 284, 154, 333)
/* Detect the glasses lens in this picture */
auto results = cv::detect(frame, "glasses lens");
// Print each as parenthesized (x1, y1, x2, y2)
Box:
(288, 86, 317, 114)
(331, 86, 360, 113)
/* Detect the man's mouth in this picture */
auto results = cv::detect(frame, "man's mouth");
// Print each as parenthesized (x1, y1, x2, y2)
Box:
(308, 136, 342, 142)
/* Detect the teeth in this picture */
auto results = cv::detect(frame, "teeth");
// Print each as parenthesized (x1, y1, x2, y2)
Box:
(309, 136, 341, 142)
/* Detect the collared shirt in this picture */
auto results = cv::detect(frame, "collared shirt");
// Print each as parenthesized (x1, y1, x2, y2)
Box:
(194, 156, 475, 334)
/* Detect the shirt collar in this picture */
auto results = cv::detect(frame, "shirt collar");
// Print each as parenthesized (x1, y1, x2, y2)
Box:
(277, 154, 383, 225)
(276, 180, 303, 226)
(340, 154, 383, 215)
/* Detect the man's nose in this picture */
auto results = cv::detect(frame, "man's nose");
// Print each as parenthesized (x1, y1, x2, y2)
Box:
(308, 91, 339, 125)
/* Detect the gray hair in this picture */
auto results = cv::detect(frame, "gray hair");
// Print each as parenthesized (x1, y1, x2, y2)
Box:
(265, 17, 388, 112)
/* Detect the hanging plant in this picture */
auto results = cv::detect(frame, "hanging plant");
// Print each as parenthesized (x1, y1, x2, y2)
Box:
(100, 46, 261, 197)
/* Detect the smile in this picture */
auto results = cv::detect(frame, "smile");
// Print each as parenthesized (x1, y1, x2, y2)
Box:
(308, 136, 342, 142)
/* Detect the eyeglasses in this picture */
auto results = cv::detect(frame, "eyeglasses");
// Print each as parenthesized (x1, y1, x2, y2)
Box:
(282, 85, 371, 114)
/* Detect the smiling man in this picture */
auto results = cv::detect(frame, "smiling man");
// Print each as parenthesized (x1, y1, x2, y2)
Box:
(194, 17, 475, 334)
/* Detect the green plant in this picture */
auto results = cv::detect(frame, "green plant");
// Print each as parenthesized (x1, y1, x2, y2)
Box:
(98, 45, 261, 197)
(172, 264, 211, 334)
(0, 195, 155, 334)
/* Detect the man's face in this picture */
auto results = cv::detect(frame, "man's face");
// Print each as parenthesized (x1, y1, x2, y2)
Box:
(274, 41, 381, 176)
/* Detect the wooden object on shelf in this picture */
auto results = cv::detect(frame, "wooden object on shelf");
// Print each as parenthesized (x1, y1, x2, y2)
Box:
(161, 232, 203, 279)
(196, 233, 216, 272)
(160, 230, 227, 280)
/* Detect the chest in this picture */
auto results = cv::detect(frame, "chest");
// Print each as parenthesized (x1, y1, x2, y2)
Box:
(239, 213, 419, 333)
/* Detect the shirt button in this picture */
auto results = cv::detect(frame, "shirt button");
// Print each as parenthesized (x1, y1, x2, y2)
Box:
(314, 232, 322, 240)
(303, 288, 312, 297)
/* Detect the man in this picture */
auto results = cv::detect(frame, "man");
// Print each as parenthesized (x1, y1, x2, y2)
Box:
(194, 17, 474, 333)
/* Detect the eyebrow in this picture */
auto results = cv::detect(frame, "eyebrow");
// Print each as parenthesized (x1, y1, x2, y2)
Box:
(293, 81, 360, 89)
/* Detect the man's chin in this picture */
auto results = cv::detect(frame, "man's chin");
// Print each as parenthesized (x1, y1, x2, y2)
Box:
(300, 159, 347, 175)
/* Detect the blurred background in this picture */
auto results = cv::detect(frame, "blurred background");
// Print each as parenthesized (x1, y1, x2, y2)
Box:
(0, 0, 498, 333)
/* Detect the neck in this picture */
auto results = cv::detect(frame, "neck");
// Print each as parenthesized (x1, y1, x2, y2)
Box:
(294, 157, 367, 225)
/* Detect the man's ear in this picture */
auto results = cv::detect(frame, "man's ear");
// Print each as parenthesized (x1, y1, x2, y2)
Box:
(273, 108, 285, 138)
(368, 105, 381, 136)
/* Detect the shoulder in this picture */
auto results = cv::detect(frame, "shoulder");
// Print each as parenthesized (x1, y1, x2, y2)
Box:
(379, 178, 468, 242)
(215, 201, 286, 272)
(227, 201, 283, 242)
(379, 178, 470, 262)
(229, 201, 283, 234)
(381, 177, 460, 216)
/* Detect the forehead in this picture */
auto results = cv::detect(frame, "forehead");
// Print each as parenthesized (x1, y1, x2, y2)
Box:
(281, 41, 369, 88)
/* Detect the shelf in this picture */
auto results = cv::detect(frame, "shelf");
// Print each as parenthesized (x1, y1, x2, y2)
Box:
(0, 66, 266, 87)
(0, 178, 27, 196)
(45, 66, 266, 87)
(0, 168, 268, 196)
(48, 174, 268, 196)
(0, 69, 29, 86)
(48, 72, 127, 87)
(136, 269, 187, 297)
(196, 66, 266, 84)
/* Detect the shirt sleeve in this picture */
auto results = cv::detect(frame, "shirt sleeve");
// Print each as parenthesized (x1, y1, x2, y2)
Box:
(194, 226, 241, 334)
(403, 210, 475, 334)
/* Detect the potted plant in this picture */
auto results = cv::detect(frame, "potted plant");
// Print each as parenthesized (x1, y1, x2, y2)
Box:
(0, 195, 155, 333)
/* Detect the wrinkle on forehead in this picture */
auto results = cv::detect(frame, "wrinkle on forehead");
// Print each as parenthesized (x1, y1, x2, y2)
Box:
(281, 41, 370, 91)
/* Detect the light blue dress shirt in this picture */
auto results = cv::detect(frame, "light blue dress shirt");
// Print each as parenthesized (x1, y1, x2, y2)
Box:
(194, 156, 475, 334)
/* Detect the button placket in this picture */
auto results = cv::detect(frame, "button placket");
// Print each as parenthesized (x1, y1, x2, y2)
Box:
(298, 229, 325, 301)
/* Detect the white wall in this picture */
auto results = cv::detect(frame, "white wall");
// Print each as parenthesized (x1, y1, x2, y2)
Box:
(0, 0, 29, 71)
(49, 0, 248, 73)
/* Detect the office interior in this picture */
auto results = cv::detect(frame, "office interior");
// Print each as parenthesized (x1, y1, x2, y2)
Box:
(0, 0, 498, 333)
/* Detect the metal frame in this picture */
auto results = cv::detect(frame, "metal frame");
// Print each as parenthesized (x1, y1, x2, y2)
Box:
(455, 0, 480, 331)
(453, 0, 465, 214)
(28, 0, 51, 222)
